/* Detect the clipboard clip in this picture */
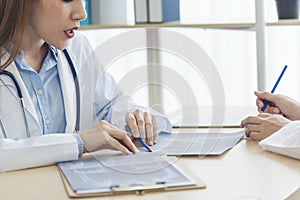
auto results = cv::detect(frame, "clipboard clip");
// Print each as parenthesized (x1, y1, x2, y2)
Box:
(110, 182, 166, 195)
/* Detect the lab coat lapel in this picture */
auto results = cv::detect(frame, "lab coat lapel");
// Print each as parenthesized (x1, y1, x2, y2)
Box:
(57, 50, 77, 133)
(5, 57, 40, 128)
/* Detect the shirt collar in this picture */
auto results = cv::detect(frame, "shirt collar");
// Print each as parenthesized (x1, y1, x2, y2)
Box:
(14, 44, 58, 72)
(49, 45, 58, 62)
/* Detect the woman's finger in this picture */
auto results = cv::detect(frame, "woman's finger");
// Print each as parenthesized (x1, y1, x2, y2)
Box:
(152, 115, 158, 144)
(126, 112, 139, 137)
(250, 131, 266, 141)
(134, 109, 146, 139)
(245, 124, 261, 137)
(270, 107, 281, 114)
(108, 137, 133, 155)
(109, 128, 139, 154)
(256, 98, 264, 109)
(258, 113, 271, 118)
(240, 116, 262, 127)
(144, 112, 153, 146)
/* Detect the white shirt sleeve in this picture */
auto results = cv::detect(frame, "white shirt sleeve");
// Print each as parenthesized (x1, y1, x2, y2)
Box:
(259, 120, 300, 160)
(0, 134, 79, 173)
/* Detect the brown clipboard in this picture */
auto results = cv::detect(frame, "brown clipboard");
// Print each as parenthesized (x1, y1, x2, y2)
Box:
(59, 158, 206, 198)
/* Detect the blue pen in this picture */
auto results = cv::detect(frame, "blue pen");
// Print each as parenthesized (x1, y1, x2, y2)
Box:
(125, 125, 153, 152)
(261, 65, 288, 112)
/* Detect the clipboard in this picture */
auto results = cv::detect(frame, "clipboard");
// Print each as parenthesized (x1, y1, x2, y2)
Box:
(58, 154, 205, 198)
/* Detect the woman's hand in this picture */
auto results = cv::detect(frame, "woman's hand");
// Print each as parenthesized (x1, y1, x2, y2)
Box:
(255, 91, 300, 120)
(125, 109, 158, 146)
(240, 113, 290, 141)
(78, 120, 138, 154)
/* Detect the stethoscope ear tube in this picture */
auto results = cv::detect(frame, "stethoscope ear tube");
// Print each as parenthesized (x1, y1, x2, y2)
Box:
(0, 70, 23, 99)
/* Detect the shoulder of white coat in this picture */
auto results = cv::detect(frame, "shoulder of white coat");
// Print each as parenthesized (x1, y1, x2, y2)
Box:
(65, 32, 94, 64)
(67, 32, 93, 51)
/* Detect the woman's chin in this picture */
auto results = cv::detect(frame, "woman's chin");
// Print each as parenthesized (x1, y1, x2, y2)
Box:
(52, 41, 69, 50)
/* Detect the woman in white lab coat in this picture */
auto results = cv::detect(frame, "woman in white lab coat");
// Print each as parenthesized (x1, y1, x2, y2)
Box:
(0, 0, 171, 172)
(241, 91, 300, 159)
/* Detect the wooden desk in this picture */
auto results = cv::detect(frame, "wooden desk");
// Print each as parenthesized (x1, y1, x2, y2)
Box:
(1, 129, 299, 200)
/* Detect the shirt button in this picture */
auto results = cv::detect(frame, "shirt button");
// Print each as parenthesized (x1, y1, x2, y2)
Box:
(37, 90, 43, 95)
(45, 119, 50, 125)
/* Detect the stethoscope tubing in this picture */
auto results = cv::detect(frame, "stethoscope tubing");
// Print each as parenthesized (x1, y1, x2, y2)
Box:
(0, 71, 30, 138)
(63, 49, 80, 132)
(0, 49, 80, 138)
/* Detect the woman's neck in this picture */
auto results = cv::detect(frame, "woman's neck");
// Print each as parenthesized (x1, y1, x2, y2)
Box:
(22, 42, 48, 72)
(20, 27, 49, 72)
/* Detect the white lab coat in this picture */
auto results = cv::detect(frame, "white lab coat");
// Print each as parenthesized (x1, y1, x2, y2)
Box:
(0, 33, 171, 172)
(259, 120, 300, 160)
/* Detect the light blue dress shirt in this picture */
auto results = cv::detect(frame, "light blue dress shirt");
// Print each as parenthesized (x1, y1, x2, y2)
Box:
(14, 45, 84, 156)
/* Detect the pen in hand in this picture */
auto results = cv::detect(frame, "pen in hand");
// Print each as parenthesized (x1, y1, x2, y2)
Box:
(125, 125, 153, 152)
(135, 138, 153, 152)
(261, 65, 288, 112)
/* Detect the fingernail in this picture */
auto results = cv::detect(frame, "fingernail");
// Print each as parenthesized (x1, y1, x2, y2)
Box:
(134, 132, 139, 137)
(133, 148, 139, 154)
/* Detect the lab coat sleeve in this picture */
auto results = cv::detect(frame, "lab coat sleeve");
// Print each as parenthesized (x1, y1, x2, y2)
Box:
(0, 134, 79, 173)
(93, 71, 172, 133)
(259, 120, 300, 160)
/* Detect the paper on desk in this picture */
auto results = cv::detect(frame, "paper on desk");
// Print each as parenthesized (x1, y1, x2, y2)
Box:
(58, 153, 196, 194)
(139, 130, 244, 156)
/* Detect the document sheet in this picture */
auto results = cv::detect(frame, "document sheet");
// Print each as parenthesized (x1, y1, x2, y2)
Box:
(139, 130, 244, 155)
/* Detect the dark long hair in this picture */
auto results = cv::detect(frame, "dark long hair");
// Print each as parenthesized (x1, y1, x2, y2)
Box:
(0, 0, 30, 70)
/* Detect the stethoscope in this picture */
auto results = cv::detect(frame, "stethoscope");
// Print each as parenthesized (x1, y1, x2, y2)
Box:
(0, 49, 80, 138)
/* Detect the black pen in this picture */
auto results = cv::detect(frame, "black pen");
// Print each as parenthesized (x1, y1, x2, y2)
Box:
(125, 125, 153, 152)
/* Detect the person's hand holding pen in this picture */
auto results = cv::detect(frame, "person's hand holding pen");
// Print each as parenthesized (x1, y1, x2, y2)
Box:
(255, 91, 300, 121)
(78, 109, 157, 155)
(125, 109, 157, 151)
(240, 65, 293, 140)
